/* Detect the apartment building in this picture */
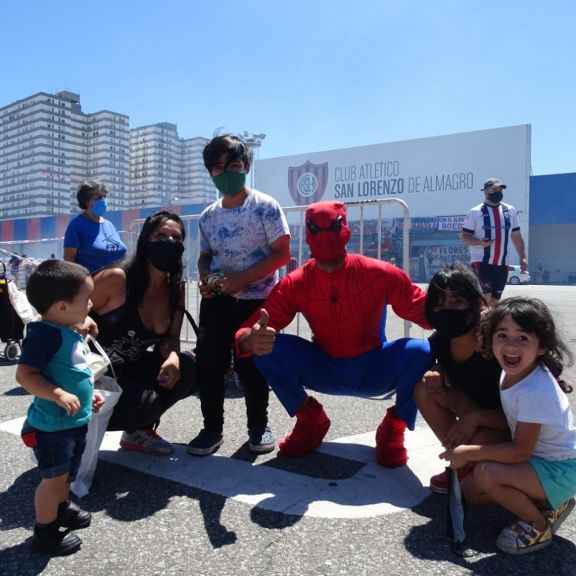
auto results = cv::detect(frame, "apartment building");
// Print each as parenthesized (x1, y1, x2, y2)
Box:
(86, 110, 131, 210)
(129, 122, 182, 207)
(0, 91, 218, 220)
(0, 91, 130, 218)
(181, 136, 217, 204)
(130, 124, 216, 207)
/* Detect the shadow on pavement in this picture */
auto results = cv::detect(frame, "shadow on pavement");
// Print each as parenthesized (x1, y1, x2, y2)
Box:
(0, 469, 48, 576)
(84, 461, 238, 549)
(0, 468, 37, 531)
(405, 492, 576, 574)
(0, 461, 238, 553)
(0, 541, 49, 576)
(2, 386, 28, 396)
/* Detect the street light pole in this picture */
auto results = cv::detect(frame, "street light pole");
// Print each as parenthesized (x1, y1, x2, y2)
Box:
(242, 131, 266, 188)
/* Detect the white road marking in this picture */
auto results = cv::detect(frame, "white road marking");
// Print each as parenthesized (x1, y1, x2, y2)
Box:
(0, 417, 443, 518)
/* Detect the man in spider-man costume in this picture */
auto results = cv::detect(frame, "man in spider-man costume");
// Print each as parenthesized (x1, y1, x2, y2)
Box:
(236, 201, 433, 467)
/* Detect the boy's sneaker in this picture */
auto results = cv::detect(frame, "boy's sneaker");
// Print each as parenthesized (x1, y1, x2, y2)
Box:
(248, 426, 276, 453)
(542, 498, 575, 533)
(375, 406, 408, 468)
(278, 397, 331, 457)
(187, 429, 224, 456)
(57, 500, 91, 529)
(120, 429, 174, 456)
(32, 523, 81, 556)
(429, 467, 474, 495)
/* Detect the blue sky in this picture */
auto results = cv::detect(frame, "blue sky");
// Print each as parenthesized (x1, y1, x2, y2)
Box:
(2, 1, 575, 175)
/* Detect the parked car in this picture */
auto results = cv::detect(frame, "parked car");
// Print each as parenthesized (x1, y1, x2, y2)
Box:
(507, 265, 531, 285)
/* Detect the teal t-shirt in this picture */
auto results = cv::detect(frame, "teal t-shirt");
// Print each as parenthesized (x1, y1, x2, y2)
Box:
(19, 321, 94, 432)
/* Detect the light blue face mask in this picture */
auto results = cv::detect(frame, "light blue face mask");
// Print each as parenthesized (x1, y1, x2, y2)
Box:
(90, 198, 108, 217)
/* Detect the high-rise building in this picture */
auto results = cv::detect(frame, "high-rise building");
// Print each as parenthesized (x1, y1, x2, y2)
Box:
(0, 91, 217, 220)
(0, 91, 130, 218)
(129, 122, 182, 207)
(130, 124, 216, 207)
(86, 110, 130, 210)
(180, 136, 217, 205)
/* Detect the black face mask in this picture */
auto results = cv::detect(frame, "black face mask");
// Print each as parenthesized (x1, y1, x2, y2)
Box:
(144, 239, 184, 273)
(487, 191, 503, 204)
(429, 307, 479, 338)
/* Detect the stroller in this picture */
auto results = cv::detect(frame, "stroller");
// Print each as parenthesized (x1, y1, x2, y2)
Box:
(0, 262, 25, 360)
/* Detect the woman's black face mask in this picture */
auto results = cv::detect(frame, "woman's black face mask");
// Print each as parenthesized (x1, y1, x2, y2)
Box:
(429, 307, 479, 338)
(143, 239, 184, 273)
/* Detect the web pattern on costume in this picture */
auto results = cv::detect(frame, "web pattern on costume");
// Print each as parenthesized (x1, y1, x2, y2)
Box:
(260, 254, 429, 359)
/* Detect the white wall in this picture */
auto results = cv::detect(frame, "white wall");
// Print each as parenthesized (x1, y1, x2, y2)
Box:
(256, 125, 531, 233)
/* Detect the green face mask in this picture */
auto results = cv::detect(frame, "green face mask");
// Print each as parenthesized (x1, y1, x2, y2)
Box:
(211, 171, 247, 196)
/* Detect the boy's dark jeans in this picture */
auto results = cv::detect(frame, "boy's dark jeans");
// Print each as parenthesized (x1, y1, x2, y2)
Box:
(196, 295, 269, 433)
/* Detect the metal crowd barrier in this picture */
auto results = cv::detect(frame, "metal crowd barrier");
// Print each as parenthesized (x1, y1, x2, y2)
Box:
(127, 198, 413, 345)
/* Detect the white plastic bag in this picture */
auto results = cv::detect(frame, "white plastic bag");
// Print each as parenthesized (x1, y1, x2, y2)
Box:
(71, 341, 122, 498)
(71, 375, 122, 497)
(84, 335, 111, 382)
(7, 280, 40, 324)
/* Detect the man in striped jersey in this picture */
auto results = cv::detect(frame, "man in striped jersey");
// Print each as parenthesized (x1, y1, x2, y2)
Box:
(460, 178, 528, 306)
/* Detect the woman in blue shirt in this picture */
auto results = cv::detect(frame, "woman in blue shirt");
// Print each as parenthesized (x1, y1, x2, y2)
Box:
(63, 180, 127, 273)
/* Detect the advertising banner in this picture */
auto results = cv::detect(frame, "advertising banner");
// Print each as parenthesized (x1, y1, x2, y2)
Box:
(256, 125, 531, 230)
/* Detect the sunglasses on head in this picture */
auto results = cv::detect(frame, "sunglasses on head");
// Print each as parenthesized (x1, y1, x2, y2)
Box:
(306, 215, 343, 234)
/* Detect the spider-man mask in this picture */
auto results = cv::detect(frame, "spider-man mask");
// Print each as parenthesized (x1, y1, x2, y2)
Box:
(305, 201, 351, 263)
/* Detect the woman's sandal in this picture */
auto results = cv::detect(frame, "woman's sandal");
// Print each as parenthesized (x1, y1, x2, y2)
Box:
(495, 518, 553, 555)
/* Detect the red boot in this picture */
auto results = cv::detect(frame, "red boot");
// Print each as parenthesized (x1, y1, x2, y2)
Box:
(375, 406, 408, 467)
(278, 397, 331, 457)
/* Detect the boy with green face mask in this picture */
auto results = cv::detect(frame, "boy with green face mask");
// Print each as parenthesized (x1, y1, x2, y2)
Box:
(188, 134, 291, 456)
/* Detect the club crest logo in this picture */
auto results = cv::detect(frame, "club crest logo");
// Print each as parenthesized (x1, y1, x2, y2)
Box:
(287, 161, 328, 205)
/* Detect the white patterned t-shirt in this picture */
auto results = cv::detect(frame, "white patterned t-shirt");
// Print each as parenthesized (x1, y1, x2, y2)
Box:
(199, 189, 289, 299)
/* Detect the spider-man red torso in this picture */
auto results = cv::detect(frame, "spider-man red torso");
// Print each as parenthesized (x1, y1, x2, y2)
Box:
(250, 254, 429, 358)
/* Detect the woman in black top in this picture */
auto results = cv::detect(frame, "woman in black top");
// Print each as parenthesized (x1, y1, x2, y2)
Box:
(414, 263, 510, 493)
(89, 210, 196, 456)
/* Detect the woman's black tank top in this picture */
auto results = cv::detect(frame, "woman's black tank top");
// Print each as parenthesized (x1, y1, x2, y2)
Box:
(90, 297, 170, 367)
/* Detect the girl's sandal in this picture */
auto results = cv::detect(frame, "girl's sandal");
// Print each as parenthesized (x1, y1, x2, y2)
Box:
(495, 519, 552, 555)
(541, 498, 575, 534)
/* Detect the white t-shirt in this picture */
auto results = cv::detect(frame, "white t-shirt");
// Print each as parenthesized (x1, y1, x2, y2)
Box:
(199, 189, 289, 300)
(500, 363, 576, 461)
(462, 201, 520, 265)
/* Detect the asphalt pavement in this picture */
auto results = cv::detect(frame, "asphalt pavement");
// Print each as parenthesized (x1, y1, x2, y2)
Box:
(0, 284, 575, 576)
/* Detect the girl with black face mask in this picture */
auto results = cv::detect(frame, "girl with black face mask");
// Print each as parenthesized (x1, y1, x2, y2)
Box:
(413, 263, 511, 495)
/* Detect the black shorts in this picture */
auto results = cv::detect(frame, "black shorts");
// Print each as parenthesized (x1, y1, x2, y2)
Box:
(471, 262, 508, 300)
